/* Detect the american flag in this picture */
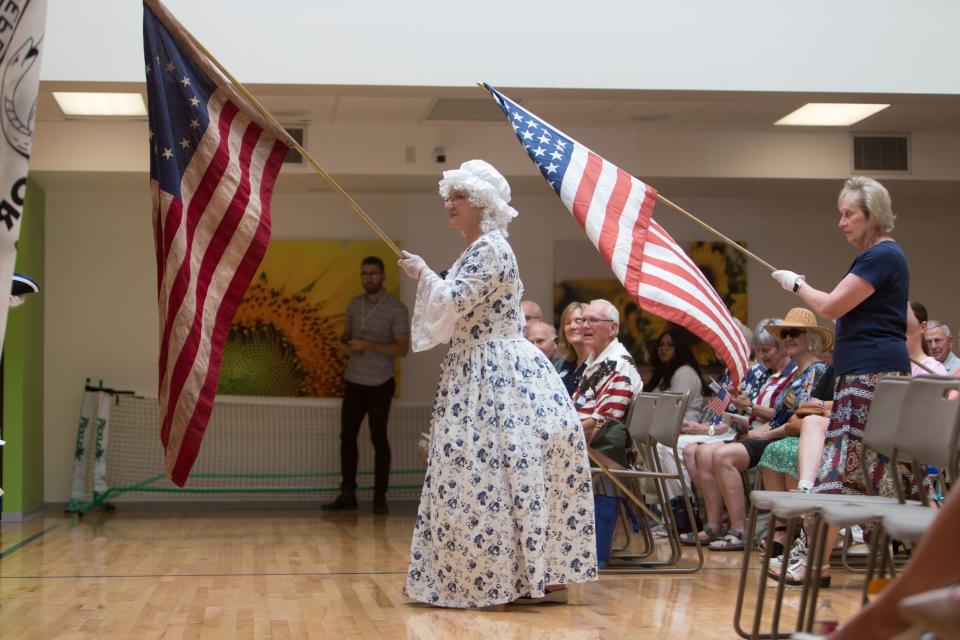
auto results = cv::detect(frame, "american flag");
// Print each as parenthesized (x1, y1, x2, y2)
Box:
(144, 0, 288, 486)
(705, 381, 732, 419)
(484, 84, 751, 386)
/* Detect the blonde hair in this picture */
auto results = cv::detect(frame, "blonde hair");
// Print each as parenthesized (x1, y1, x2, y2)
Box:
(557, 301, 586, 361)
(839, 176, 895, 234)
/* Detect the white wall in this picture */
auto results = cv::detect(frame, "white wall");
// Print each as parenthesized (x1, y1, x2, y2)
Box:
(42, 181, 959, 501)
(28, 118, 960, 181)
(43, 0, 960, 94)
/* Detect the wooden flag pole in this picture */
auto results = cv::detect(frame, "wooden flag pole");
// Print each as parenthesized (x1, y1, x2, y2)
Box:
(168, 11, 403, 258)
(655, 194, 777, 273)
(910, 357, 936, 375)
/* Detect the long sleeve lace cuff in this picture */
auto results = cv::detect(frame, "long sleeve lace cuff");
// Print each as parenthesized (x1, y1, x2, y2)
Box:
(411, 269, 456, 352)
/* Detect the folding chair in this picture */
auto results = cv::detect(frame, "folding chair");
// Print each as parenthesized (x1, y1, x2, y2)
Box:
(615, 392, 662, 557)
(605, 391, 652, 555)
(733, 376, 913, 639)
(798, 375, 960, 634)
(596, 391, 705, 573)
(591, 392, 659, 562)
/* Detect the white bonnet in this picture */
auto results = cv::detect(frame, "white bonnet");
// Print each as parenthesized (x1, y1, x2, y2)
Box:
(438, 159, 519, 236)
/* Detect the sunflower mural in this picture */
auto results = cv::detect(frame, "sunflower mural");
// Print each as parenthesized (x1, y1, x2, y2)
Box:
(688, 241, 749, 367)
(217, 240, 401, 397)
(553, 240, 747, 371)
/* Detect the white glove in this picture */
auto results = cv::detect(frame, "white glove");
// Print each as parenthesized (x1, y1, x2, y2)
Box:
(772, 269, 805, 293)
(398, 250, 428, 280)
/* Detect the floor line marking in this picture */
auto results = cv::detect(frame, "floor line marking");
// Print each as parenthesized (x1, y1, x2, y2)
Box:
(0, 525, 62, 560)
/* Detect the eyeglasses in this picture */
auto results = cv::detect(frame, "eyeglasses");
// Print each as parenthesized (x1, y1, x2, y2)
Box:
(581, 317, 614, 326)
(779, 328, 807, 339)
(442, 193, 470, 204)
(566, 318, 585, 326)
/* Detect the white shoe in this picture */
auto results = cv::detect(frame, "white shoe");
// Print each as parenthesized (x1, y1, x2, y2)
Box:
(769, 533, 807, 575)
(650, 525, 669, 538)
(851, 524, 866, 545)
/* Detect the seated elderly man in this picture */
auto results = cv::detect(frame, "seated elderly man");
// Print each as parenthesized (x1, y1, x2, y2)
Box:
(572, 299, 641, 443)
(526, 319, 558, 362)
(924, 320, 960, 374)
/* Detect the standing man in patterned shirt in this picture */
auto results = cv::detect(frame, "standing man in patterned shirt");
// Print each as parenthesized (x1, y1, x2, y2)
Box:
(323, 256, 410, 514)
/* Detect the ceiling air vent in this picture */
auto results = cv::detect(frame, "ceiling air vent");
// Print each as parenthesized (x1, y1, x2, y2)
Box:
(283, 127, 304, 164)
(426, 98, 506, 121)
(852, 134, 909, 172)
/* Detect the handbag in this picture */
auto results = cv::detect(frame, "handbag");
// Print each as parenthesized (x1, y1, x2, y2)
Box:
(593, 494, 621, 569)
(588, 417, 633, 468)
(669, 494, 703, 535)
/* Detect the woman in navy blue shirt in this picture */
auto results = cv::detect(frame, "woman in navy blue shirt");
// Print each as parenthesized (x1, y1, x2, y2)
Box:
(770, 176, 928, 586)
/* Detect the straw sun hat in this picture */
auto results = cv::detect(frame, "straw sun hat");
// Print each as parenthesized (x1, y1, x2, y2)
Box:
(765, 307, 834, 352)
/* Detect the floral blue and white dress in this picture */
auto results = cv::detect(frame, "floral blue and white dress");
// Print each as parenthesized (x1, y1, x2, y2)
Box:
(404, 230, 597, 608)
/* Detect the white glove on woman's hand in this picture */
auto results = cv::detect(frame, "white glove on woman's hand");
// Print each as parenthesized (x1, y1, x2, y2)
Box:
(772, 269, 805, 293)
(398, 250, 428, 280)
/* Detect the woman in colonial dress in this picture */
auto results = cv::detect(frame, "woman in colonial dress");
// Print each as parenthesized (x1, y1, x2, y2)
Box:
(397, 160, 597, 609)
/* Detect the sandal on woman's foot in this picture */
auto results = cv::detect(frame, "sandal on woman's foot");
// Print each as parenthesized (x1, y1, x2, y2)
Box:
(708, 530, 746, 551)
(513, 588, 569, 605)
(759, 525, 788, 561)
(680, 525, 725, 546)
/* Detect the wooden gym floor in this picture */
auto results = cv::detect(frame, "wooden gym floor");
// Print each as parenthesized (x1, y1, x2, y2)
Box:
(1, 504, 865, 639)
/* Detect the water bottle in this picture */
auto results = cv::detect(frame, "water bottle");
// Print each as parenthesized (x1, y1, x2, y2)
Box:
(927, 466, 943, 502)
(812, 598, 839, 635)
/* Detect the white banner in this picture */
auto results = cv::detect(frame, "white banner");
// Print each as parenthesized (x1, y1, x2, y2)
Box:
(69, 388, 98, 503)
(0, 0, 47, 353)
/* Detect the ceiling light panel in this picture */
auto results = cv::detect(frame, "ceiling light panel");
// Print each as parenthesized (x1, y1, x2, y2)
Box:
(775, 103, 889, 127)
(53, 92, 147, 117)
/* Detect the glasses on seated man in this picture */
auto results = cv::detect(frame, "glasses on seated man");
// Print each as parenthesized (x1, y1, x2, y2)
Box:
(581, 317, 613, 326)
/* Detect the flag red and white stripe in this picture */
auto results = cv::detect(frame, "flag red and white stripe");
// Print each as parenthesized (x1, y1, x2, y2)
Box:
(146, 0, 288, 485)
(559, 149, 750, 385)
(485, 83, 751, 386)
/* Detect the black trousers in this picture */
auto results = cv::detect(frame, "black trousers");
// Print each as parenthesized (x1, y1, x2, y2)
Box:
(339, 378, 395, 497)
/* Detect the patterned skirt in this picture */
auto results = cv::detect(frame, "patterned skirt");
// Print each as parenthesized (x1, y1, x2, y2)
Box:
(758, 436, 799, 478)
(812, 371, 929, 500)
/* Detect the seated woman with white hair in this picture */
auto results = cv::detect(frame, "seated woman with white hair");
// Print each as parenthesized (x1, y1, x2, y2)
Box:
(398, 160, 597, 609)
(677, 318, 782, 545)
(705, 308, 829, 553)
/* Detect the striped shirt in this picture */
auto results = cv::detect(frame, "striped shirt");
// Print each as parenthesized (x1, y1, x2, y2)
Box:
(573, 339, 641, 423)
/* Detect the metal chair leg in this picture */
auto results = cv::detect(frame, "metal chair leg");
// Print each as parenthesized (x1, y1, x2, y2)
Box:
(803, 516, 829, 633)
(770, 516, 798, 639)
(733, 505, 759, 639)
(611, 502, 632, 553)
(861, 525, 883, 606)
(750, 509, 779, 639)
